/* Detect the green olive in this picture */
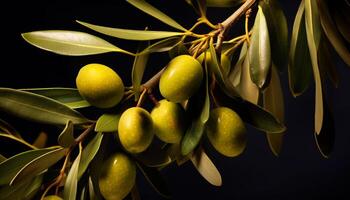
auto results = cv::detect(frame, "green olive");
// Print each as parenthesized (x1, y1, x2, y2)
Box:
(42, 195, 63, 200)
(159, 55, 203, 102)
(118, 107, 154, 153)
(206, 107, 246, 157)
(76, 63, 124, 108)
(98, 153, 136, 200)
(151, 99, 185, 143)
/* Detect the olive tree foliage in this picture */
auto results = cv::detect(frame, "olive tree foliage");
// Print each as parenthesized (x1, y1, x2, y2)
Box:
(0, 0, 349, 199)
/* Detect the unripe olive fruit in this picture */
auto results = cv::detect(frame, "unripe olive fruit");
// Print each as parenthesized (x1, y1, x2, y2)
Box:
(118, 107, 154, 153)
(151, 99, 185, 143)
(197, 52, 231, 76)
(76, 63, 124, 108)
(206, 107, 246, 157)
(159, 55, 203, 102)
(42, 196, 63, 200)
(98, 153, 136, 200)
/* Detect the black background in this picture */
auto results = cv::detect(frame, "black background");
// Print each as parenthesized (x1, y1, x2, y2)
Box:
(1, 0, 350, 199)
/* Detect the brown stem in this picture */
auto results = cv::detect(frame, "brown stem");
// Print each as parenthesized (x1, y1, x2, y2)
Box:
(142, 68, 165, 90)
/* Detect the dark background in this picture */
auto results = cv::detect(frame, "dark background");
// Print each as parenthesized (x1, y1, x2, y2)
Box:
(1, 0, 350, 199)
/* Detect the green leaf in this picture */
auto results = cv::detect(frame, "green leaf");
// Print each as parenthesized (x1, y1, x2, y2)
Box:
(10, 148, 67, 185)
(317, 0, 350, 66)
(318, 37, 339, 88)
(22, 88, 90, 109)
(0, 175, 38, 200)
(134, 142, 172, 168)
(77, 21, 184, 41)
(0, 154, 5, 162)
(32, 131, 48, 148)
(169, 41, 189, 59)
(22, 30, 132, 56)
(305, 0, 324, 135)
(64, 147, 82, 200)
(0, 148, 56, 185)
(140, 37, 181, 55)
(0, 118, 21, 138)
(260, 0, 288, 70)
(248, 6, 271, 88)
(237, 53, 259, 104)
(22, 174, 43, 200)
(0, 133, 37, 150)
(288, 1, 313, 97)
(228, 42, 247, 87)
(263, 65, 285, 156)
(58, 121, 75, 147)
(181, 62, 210, 155)
(214, 87, 285, 133)
(126, 0, 187, 31)
(95, 114, 120, 132)
(190, 147, 222, 186)
(136, 162, 171, 198)
(133, 44, 150, 100)
(78, 132, 103, 179)
(206, 0, 245, 7)
(0, 88, 91, 126)
(314, 101, 335, 158)
(88, 176, 97, 200)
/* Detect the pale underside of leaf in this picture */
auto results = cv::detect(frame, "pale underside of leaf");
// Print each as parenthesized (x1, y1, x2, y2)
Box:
(77, 21, 184, 41)
(263, 65, 285, 156)
(190, 147, 222, 186)
(95, 114, 120, 132)
(133, 44, 150, 100)
(238, 54, 259, 104)
(64, 147, 82, 200)
(22, 30, 132, 56)
(126, 0, 187, 31)
(305, 0, 323, 135)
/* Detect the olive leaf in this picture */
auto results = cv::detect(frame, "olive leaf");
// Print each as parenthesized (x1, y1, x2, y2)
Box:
(260, 0, 288, 70)
(22, 88, 90, 109)
(213, 86, 286, 133)
(0, 154, 6, 162)
(305, 0, 324, 135)
(58, 121, 75, 147)
(22, 174, 43, 199)
(0, 88, 91, 126)
(134, 142, 172, 168)
(0, 174, 42, 200)
(263, 65, 285, 156)
(317, 0, 350, 66)
(237, 53, 259, 104)
(78, 132, 104, 179)
(0, 133, 37, 150)
(132, 43, 150, 100)
(140, 37, 181, 55)
(95, 114, 120, 132)
(169, 41, 189, 59)
(190, 147, 222, 186)
(181, 61, 210, 156)
(136, 162, 171, 198)
(77, 21, 184, 41)
(126, 0, 187, 31)
(22, 30, 133, 56)
(318, 36, 339, 88)
(10, 147, 67, 185)
(32, 131, 48, 148)
(64, 146, 82, 200)
(248, 6, 271, 88)
(288, 1, 313, 97)
(0, 147, 57, 185)
(228, 42, 248, 87)
(0, 118, 21, 138)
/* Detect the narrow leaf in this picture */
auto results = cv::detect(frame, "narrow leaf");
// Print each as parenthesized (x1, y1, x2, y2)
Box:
(0, 133, 37, 150)
(318, 37, 339, 88)
(95, 114, 120, 132)
(260, 0, 288, 70)
(0, 154, 5, 162)
(126, 0, 187, 31)
(136, 162, 171, 198)
(78, 132, 103, 179)
(0, 118, 21, 138)
(248, 6, 271, 88)
(58, 121, 75, 147)
(22, 174, 43, 199)
(288, 1, 313, 97)
(0, 175, 37, 200)
(133, 44, 150, 100)
(263, 65, 285, 156)
(64, 146, 82, 200)
(190, 147, 222, 186)
(317, 0, 350, 66)
(10, 148, 67, 185)
(237, 54, 259, 104)
(22, 88, 90, 109)
(32, 131, 48, 148)
(22, 30, 132, 56)
(169, 41, 188, 59)
(181, 62, 210, 155)
(0, 147, 56, 185)
(214, 86, 286, 133)
(140, 37, 181, 54)
(77, 21, 184, 40)
(0, 88, 91, 125)
(305, 0, 324, 135)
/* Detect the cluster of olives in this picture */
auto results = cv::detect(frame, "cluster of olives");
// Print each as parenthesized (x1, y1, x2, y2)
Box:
(75, 55, 246, 200)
